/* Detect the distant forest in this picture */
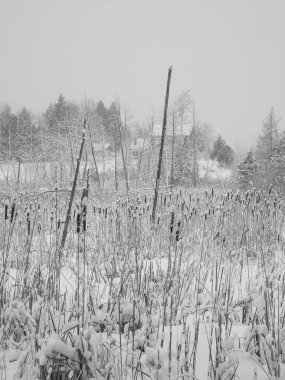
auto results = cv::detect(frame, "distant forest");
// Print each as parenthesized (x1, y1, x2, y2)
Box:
(0, 94, 283, 193)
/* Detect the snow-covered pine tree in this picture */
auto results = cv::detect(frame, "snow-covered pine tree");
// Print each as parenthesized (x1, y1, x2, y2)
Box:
(14, 108, 36, 162)
(255, 108, 280, 190)
(256, 107, 279, 165)
(238, 151, 257, 189)
(268, 132, 285, 192)
(210, 135, 234, 166)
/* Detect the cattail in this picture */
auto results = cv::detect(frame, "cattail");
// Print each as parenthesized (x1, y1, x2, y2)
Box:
(81, 191, 88, 233)
(10, 201, 15, 223)
(170, 211, 175, 233)
(4, 200, 8, 220)
(214, 232, 219, 240)
(27, 212, 30, 235)
(76, 213, 81, 233)
(176, 219, 181, 241)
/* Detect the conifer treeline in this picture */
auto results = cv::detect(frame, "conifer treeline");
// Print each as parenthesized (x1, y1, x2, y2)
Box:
(0, 95, 121, 162)
(1, 95, 283, 192)
(238, 107, 285, 192)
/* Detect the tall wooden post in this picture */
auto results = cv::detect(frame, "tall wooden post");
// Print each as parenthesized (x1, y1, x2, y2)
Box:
(151, 66, 172, 222)
(193, 102, 197, 188)
(171, 106, 175, 186)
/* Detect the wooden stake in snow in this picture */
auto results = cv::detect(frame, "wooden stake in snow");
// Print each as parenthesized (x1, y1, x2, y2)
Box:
(60, 118, 87, 253)
(192, 101, 197, 188)
(171, 106, 175, 187)
(116, 101, 129, 192)
(151, 66, 172, 222)
(85, 98, 101, 190)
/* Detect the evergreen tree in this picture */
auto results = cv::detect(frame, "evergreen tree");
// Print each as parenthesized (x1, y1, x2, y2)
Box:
(54, 94, 66, 126)
(254, 108, 281, 190)
(175, 90, 192, 133)
(0, 104, 17, 160)
(268, 132, 285, 191)
(96, 100, 107, 122)
(210, 135, 234, 166)
(256, 107, 279, 164)
(43, 94, 77, 136)
(238, 151, 257, 189)
(14, 108, 39, 161)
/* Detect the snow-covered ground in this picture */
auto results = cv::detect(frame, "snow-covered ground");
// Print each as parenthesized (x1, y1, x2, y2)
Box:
(198, 159, 231, 181)
(0, 158, 232, 186)
(1, 188, 284, 380)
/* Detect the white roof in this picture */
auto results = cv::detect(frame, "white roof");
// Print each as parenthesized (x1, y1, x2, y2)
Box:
(130, 138, 150, 150)
(152, 123, 192, 137)
(93, 143, 111, 150)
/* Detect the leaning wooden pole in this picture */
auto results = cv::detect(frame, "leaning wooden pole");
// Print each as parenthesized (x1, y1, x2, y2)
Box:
(171, 106, 175, 187)
(151, 66, 172, 222)
(147, 116, 154, 184)
(114, 115, 118, 191)
(193, 102, 197, 188)
(117, 103, 130, 191)
(60, 118, 87, 252)
(85, 97, 101, 189)
(87, 121, 101, 189)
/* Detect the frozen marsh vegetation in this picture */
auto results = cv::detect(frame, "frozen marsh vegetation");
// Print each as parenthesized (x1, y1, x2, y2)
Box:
(1, 187, 285, 379)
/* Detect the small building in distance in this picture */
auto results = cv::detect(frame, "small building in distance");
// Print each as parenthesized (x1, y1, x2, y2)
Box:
(129, 137, 150, 157)
(151, 123, 192, 147)
(92, 143, 112, 157)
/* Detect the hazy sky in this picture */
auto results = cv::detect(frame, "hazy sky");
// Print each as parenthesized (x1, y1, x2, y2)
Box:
(0, 0, 284, 150)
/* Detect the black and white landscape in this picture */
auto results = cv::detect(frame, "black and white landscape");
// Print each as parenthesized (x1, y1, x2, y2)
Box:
(0, 1, 285, 379)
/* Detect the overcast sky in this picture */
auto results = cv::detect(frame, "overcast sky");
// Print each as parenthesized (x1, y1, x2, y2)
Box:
(0, 0, 284, 150)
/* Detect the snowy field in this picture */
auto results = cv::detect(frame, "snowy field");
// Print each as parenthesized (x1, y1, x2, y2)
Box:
(0, 159, 117, 187)
(0, 159, 232, 189)
(0, 187, 284, 379)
